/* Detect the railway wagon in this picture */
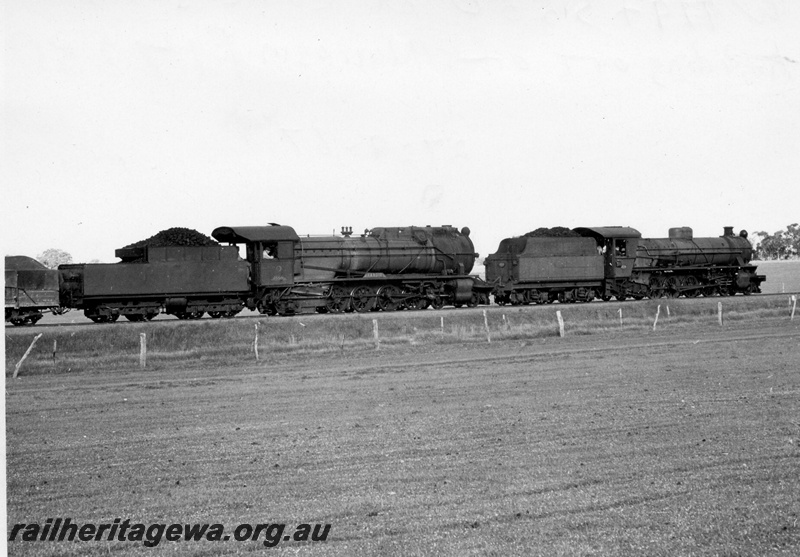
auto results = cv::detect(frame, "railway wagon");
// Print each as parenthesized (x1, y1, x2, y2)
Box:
(58, 245, 250, 322)
(5, 256, 61, 326)
(212, 224, 489, 315)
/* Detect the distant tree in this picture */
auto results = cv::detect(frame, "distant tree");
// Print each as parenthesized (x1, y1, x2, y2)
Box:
(786, 223, 800, 257)
(36, 248, 73, 269)
(754, 223, 799, 260)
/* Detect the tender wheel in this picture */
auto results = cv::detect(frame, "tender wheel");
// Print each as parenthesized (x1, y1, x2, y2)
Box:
(350, 286, 376, 313)
(430, 296, 444, 310)
(466, 293, 479, 308)
(376, 285, 402, 312)
(209, 311, 222, 319)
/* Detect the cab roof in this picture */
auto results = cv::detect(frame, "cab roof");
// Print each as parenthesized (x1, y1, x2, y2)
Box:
(212, 225, 300, 244)
(573, 226, 641, 240)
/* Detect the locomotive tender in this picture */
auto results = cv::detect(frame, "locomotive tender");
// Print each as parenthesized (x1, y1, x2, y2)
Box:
(486, 226, 765, 305)
(6, 223, 767, 325)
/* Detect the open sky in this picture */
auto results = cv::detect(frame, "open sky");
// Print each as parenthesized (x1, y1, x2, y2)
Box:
(3, 0, 799, 264)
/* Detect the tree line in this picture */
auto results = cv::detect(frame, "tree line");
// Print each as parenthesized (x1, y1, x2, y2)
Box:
(752, 223, 800, 260)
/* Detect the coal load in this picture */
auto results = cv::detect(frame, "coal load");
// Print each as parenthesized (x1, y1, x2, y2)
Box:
(117, 228, 219, 262)
(524, 227, 581, 238)
(123, 227, 219, 249)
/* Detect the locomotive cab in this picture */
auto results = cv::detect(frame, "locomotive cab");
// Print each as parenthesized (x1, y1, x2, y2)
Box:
(573, 227, 642, 300)
(574, 227, 641, 281)
(605, 237, 635, 279)
(246, 240, 297, 286)
(212, 225, 301, 288)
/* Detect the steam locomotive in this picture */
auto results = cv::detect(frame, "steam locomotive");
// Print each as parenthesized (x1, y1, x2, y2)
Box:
(486, 226, 764, 305)
(6, 223, 765, 325)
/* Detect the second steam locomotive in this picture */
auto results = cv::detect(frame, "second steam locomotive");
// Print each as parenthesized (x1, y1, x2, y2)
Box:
(487, 226, 764, 305)
(7, 223, 765, 324)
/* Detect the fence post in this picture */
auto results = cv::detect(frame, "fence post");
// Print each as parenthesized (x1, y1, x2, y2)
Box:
(791, 295, 797, 320)
(440, 316, 444, 335)
(653, 305, 661, 331)
(139, 333, 147, 368)
(254, 323, 259, 361)
(556, 311, 565, 338)
(618, 308, 623, 327)
(372, 319, 380, 350)
(483, 310, 491, 343)
(13, 333, 43, 378)
(718, 302, 723, 326)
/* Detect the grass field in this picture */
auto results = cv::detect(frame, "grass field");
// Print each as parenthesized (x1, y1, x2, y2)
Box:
(5, 298, 800, 555)
(5, 294, 799, 377)
(752, 260, 800, 294)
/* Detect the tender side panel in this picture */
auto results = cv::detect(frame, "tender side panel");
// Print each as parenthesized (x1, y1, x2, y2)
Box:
(517, 256, 604, 283)
(517, 238, 604, 283)
(80, 247, 249, 298)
